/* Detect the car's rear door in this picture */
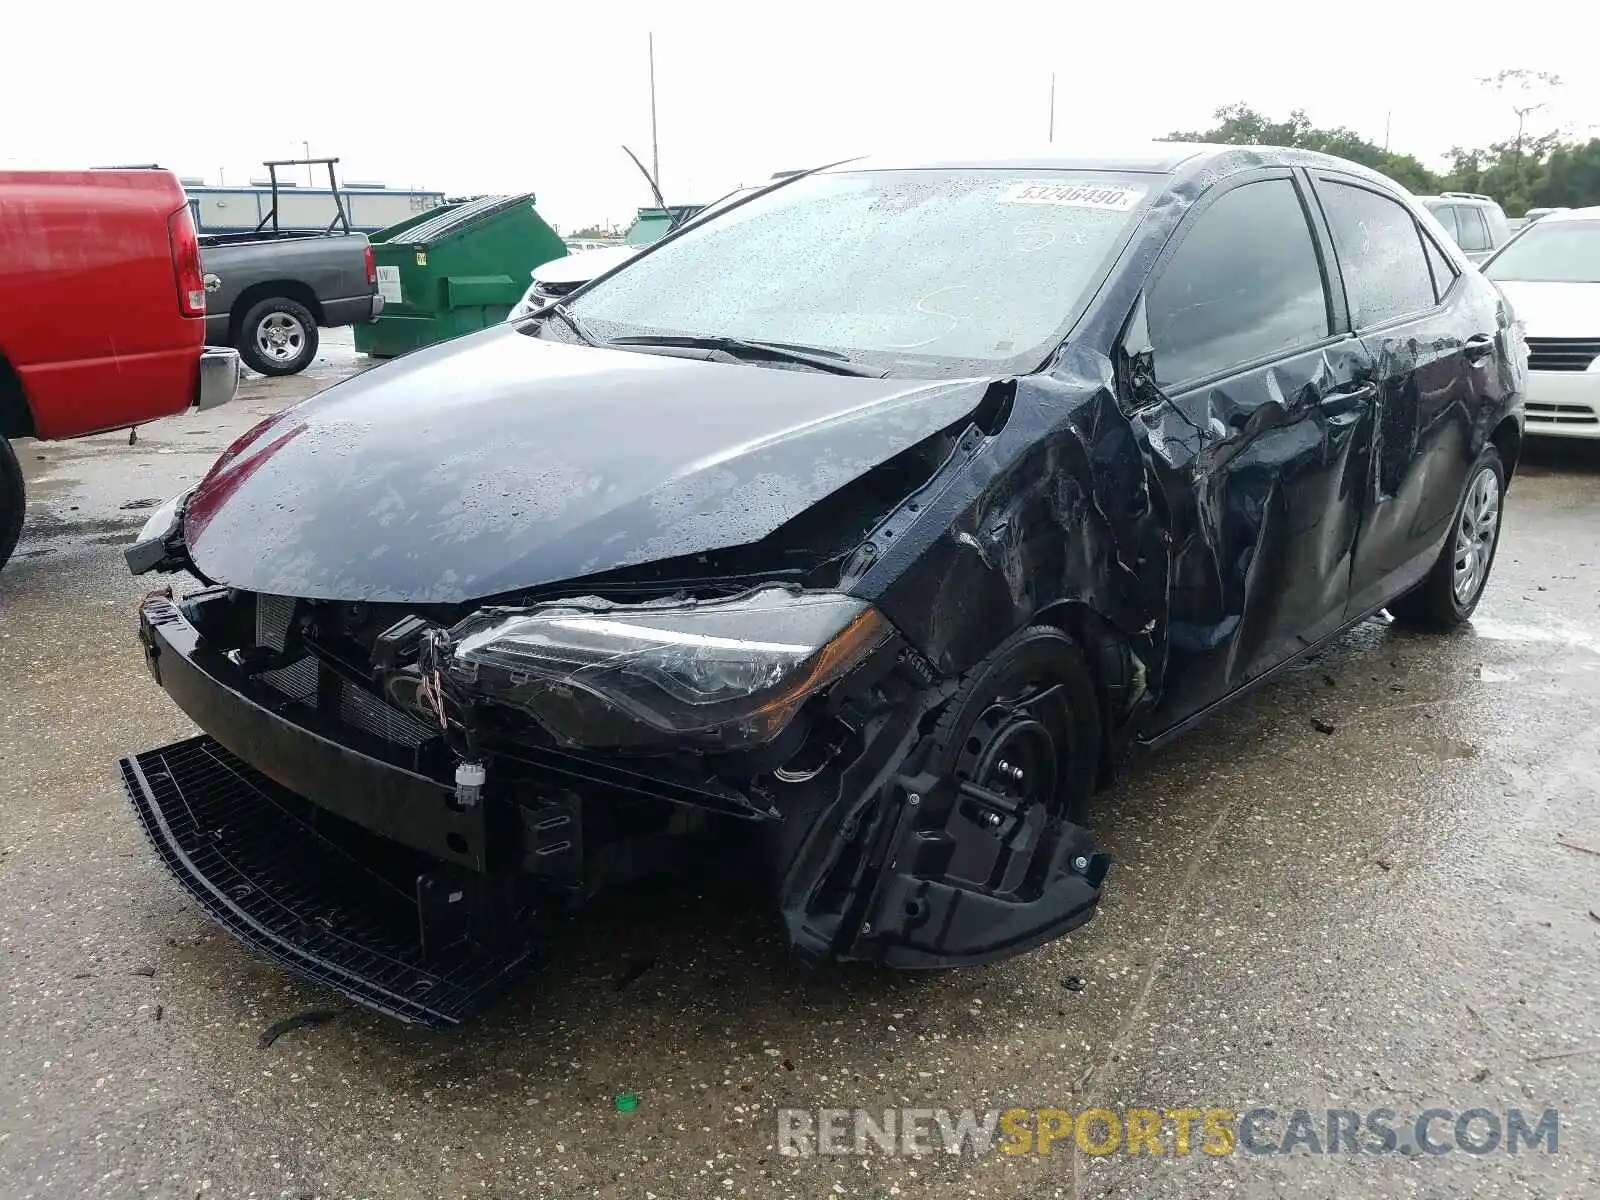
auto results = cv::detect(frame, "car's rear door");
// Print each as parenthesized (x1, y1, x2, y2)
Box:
(1308, 173, 1493, 616)
(1129, 169, 1377, 732)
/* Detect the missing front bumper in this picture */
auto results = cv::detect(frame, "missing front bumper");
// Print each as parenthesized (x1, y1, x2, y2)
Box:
(119, 735, 535, 1027)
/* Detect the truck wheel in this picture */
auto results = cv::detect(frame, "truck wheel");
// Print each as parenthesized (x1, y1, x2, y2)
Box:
(237, 297, 319, 376)
(0, 435, 23, 573)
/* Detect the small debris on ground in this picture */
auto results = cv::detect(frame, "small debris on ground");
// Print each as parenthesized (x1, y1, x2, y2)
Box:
(259, 1006, 348, 1049)
(1312, 718, 1336, 735)
(1322, 674, 1337, 688)
(614, 1091, 641, 1113)
(153, 1004, 163, 1022)
(1530, 1046, 1600, 1065)
(1470, 1067, 1490, 1082)
(118, 498, 163, 510)
(1557, 839, 1600, 859)
(1375, 858, 1393, 872)
(1062, 976, 1087, 991)
(129, 965, 156, 978)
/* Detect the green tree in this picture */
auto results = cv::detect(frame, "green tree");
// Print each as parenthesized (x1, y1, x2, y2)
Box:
(1162, 104, 1441, 193)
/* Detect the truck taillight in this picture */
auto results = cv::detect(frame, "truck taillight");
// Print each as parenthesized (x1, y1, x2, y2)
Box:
(364, 244, 376, 286)
(168, 206, 206, 317)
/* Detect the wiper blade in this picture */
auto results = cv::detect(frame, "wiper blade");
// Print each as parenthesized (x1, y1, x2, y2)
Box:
(605, 334, 881, 377)
(543, 302, 601, 346)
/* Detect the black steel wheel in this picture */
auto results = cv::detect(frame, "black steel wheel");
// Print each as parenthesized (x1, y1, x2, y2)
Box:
(925, 625, 1102, 823)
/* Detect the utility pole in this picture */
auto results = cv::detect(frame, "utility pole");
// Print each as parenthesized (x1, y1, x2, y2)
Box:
(1048, 73, 1056, 142)
(302, 141, 312, 185)
(648, 33, 660, 193)
(1383, 111, 1391, 152)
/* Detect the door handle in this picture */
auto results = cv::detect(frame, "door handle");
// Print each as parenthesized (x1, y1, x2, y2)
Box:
(1464, 334, 1495, 363)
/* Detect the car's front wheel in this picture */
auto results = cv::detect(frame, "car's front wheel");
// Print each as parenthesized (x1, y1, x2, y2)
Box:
(237, 296, 319, 376)
(1389, 446, 1506, 630)
(0, 434, 22, 572)
(924, 624, 1102, 823)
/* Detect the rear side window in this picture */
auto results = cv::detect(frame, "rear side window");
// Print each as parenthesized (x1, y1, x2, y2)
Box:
(1430, 204, 1460, 241)
(1147, 179, 1330, 387)
(1318, 181, 1437, 328)
(1456, 207, 1491, 252)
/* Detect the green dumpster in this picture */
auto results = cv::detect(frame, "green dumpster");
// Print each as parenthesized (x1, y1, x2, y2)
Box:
(625, 204, 705, 246)
(355, 193, 568, 357)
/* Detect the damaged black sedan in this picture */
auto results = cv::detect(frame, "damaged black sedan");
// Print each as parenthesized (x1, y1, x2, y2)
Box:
(121, 144, 1526, 1025)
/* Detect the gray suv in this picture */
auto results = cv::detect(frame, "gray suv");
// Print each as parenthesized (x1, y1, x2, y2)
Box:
(1419, 192, 1513, 263)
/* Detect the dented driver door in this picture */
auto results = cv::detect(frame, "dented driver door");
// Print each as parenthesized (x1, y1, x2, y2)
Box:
(1127, 169, 1378, 733)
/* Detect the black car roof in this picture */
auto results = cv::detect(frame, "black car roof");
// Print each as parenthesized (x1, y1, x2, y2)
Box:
(829, 142, 1405, 192)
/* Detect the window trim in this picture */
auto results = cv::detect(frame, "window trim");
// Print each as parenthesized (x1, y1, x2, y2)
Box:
(1420, 225, 1461, 304)
(1310, 172, 1448, 333)
(1129, 167, 1346, 395)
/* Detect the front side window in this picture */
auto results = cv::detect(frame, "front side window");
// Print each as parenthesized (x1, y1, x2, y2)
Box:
(1484, 220, 1600, 283)
(1318, 181, 1436, 328)
(562, 169, 1152, 378)
(1146, 178, 1330, 387)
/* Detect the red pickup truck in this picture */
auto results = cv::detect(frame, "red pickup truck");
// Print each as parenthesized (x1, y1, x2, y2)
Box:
(0, 168, 239, 571)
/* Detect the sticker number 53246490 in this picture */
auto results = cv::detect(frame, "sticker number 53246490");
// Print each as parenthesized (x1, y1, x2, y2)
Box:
(1001, 182, 1146, 210)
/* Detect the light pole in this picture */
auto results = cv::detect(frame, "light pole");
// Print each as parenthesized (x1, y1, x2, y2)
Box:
(648, 33, 660, 192)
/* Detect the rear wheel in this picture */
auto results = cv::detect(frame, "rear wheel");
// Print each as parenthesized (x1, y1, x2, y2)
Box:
(237, 296, 319, 376)
(0, 435, 23, 572)
(1390, 446, 1506, 630)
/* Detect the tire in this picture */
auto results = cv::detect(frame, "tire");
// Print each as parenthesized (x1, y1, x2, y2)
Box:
(1389, 446, 1506, 631)
(924, 625, 1102, 823)
(0, 434, 23, 573)
(236, 296, 319, 376)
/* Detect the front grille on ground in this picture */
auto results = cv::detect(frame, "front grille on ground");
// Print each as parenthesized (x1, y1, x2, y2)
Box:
(1527, 337, 1600, 373)
(120, 736, 533, 1027)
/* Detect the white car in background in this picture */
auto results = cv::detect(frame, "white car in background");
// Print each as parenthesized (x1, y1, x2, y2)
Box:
(1483, 206, 1600, 439)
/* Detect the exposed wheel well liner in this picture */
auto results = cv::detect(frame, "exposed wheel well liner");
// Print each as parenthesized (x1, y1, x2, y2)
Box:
(1030, 601, 1143, 786)
(1490, 415, 1522, 486)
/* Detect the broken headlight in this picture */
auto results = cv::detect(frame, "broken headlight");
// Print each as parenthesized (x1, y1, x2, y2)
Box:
(449, 587, 891, 751)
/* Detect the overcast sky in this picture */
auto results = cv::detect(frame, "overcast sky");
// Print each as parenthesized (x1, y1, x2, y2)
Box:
(5, 1, 1593, 231)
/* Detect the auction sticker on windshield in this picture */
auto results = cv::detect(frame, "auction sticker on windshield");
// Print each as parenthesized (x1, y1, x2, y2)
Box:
(1001, 182, 1146, 210)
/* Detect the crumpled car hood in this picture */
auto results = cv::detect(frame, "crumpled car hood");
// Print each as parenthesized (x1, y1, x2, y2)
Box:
(185, 325, 990, 603)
